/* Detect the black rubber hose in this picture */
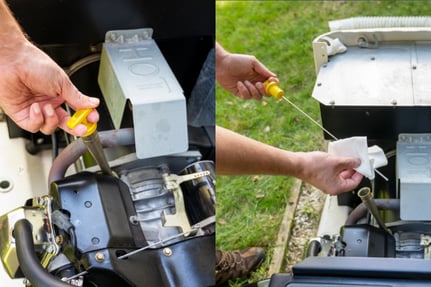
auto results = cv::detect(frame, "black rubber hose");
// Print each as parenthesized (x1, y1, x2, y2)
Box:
(48, 128, 135, 184)
(345, 199, 400, 225)
(14, 219, 73, 287)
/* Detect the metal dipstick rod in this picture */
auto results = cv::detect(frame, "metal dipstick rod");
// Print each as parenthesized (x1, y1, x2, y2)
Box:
(280, 95, 339, 141)
(67, 108, 114, 176)
(264, 81, 388, 181)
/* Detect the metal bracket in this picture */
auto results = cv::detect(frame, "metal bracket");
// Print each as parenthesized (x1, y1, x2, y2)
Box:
(161, 171, 210, 236)
(357, 34, 379, 49)
(420, 234, 431, 259)
(163, 171, 210, 190)
(0, 196, 59, 278)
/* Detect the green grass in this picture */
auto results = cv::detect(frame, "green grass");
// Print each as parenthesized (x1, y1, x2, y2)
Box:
(216, 1, 431, 286)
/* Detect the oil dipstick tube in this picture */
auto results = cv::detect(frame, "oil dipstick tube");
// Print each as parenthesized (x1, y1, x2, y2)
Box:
(358, 187, 392, 234)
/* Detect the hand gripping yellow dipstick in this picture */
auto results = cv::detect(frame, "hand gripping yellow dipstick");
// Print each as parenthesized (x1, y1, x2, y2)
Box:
(67, 108, 114, 176)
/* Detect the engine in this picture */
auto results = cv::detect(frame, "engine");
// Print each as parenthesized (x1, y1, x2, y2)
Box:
(0, 155, 215, 287)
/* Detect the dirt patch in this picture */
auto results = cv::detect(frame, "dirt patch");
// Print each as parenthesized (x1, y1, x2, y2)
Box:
(284, 183, 326, 273)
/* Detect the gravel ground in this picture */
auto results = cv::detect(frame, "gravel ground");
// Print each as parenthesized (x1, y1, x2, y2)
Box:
(284, 183, 326, 273)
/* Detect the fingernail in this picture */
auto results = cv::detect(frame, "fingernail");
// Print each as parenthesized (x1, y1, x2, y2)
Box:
(89, 97, 100, 105)
(32, 104, 41, 114)
(45, 105, 54, 116)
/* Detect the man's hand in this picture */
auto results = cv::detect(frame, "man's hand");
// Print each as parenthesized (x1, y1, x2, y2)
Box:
(216, 42, 278, 100)
(297, 151, 363, 195)
(0, 0, 99, 136)
(0, 41, 99, 136)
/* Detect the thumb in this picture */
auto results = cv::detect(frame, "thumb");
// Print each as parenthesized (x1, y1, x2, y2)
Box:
(61, 80, 100, 110)
(342, 157, 361, 170)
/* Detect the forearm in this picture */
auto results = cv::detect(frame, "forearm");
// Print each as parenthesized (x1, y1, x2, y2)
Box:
(0, 0, 26, 45)
(215, 42, 228, 64)
(216, 126, 305, 177)
(215, 42, 229, 78)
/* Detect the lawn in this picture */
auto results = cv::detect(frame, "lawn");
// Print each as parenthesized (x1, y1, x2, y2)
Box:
(216, 1, 431, 286)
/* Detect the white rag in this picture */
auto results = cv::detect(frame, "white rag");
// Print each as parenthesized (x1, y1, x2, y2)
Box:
(327, 136, 387, 180)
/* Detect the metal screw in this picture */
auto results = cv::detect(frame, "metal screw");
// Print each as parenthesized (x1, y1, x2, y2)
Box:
(55, 235, 64, 245)
(163, 247, 173, 257)
(95, 252, 105, 262)
(317, 82, 322, 87)
(328, 100, 335, 105)
(391, 99, 397, 106)
(412, 65, 417, 70)
(84, 201, 92, 208)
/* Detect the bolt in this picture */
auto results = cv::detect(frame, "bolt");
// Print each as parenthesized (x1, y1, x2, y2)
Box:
(391, 99, 397, 106)
(163, 247, 173, 257)
(413, 65, 417, 70)
(84, 201, 92, 208)
(95, 252, 105, 263)
(130, 216, 139, 225)
(317, 82, 322, 87)
(55, 235, 64, 245)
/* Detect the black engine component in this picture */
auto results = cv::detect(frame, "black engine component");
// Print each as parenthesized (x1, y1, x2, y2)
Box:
(341, 224, 395, 258)
(49, 172, 215, 287)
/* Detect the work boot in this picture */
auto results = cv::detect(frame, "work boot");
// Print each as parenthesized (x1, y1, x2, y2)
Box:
(215, 247, 266, 286)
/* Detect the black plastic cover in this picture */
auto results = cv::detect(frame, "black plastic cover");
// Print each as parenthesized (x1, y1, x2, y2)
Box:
(341, 224, 395, 257)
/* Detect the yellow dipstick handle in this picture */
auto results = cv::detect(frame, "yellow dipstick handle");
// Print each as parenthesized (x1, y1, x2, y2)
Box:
(264, 80, 284, 100)
(67, 108, 97, 137)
